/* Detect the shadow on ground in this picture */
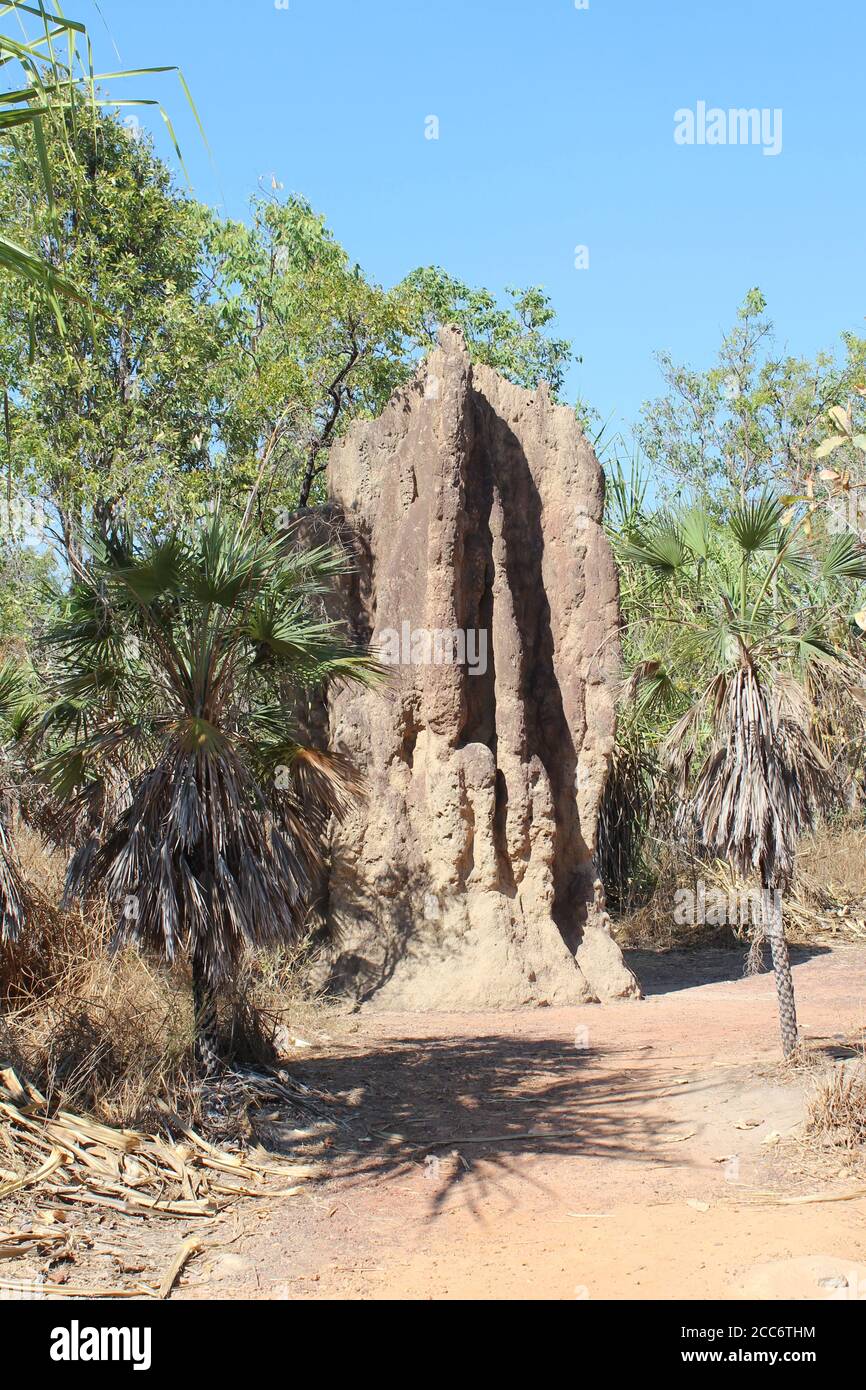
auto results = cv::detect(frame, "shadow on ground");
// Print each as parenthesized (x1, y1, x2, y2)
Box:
(626, 943, 831, 996)
(264, 1033, 713, 1218)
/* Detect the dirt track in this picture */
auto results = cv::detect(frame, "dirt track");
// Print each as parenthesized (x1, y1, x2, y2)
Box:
(182, 944, 866, 1301)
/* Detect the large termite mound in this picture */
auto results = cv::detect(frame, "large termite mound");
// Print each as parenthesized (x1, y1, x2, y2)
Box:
(316, 327, 640, 1009)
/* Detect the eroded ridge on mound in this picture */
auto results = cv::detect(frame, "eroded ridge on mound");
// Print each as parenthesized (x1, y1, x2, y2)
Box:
(316, 327, 640, 1009)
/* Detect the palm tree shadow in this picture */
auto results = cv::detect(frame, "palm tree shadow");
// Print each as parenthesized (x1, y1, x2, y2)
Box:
(261, 1034, 695, 1220)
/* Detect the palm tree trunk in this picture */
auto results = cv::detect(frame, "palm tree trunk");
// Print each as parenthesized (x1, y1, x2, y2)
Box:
(192, 958, 221, 1077)
(764, 889, 798, 1059)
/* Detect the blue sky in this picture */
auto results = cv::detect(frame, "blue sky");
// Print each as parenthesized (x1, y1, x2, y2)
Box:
(66, 0, 866, 432)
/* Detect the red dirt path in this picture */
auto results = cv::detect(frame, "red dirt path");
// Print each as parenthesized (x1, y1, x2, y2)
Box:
(184, 944, 866, 1301)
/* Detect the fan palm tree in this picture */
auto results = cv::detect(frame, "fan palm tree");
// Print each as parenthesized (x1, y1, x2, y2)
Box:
(38, 511, 378, 1073)
(615, 488, 866, 1058)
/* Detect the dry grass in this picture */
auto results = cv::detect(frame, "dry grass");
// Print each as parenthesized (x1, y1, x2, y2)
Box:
(807, 1064, 866, 1152)
(613, 820, 866, 951)
(789, 822, 866, 942)
(612, 845, 745, 951)
(1, 939, 202, 1132)
(0, 831, 336, 1133)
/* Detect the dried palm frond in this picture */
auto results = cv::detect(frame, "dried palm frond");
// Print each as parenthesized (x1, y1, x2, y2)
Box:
(0, 1066, 320, 1230)
(668, 664, 837, 891)
(0, 806, 27, 946)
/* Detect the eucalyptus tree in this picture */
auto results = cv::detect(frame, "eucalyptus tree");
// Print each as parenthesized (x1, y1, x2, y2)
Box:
(637, 289, 866, 505)
(209, 193, 575, 517)
(397, 267, 574, 400)
(1, 102, 222, 573)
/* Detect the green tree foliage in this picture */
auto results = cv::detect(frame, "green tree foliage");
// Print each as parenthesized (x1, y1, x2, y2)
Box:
(208, 195, 415, 515)
(0, 0, 202, 314)
(1, 107, 222, 567)
(209, 194, 574, 513)
(638, 289, 866, 503)
(397, 267, 574, 398)
(1, 118, 575, 569)
(0, 537, 53, 652)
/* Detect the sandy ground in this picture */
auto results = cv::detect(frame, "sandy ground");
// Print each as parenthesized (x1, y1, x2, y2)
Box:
(186, 943, 866, 1301)
(4, 944, 866, 1301)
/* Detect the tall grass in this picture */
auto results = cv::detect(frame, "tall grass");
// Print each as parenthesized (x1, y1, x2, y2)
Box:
(0, 832, 321, 1129)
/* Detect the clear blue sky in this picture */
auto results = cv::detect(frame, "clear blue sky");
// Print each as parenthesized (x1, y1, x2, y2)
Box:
(74, 0, 866, 432)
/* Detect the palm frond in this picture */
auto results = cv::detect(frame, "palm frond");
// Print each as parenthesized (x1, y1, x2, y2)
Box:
(622, 514, 689, 576)
(727, 489, 784, 554)
(821, 531, 866, 582)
